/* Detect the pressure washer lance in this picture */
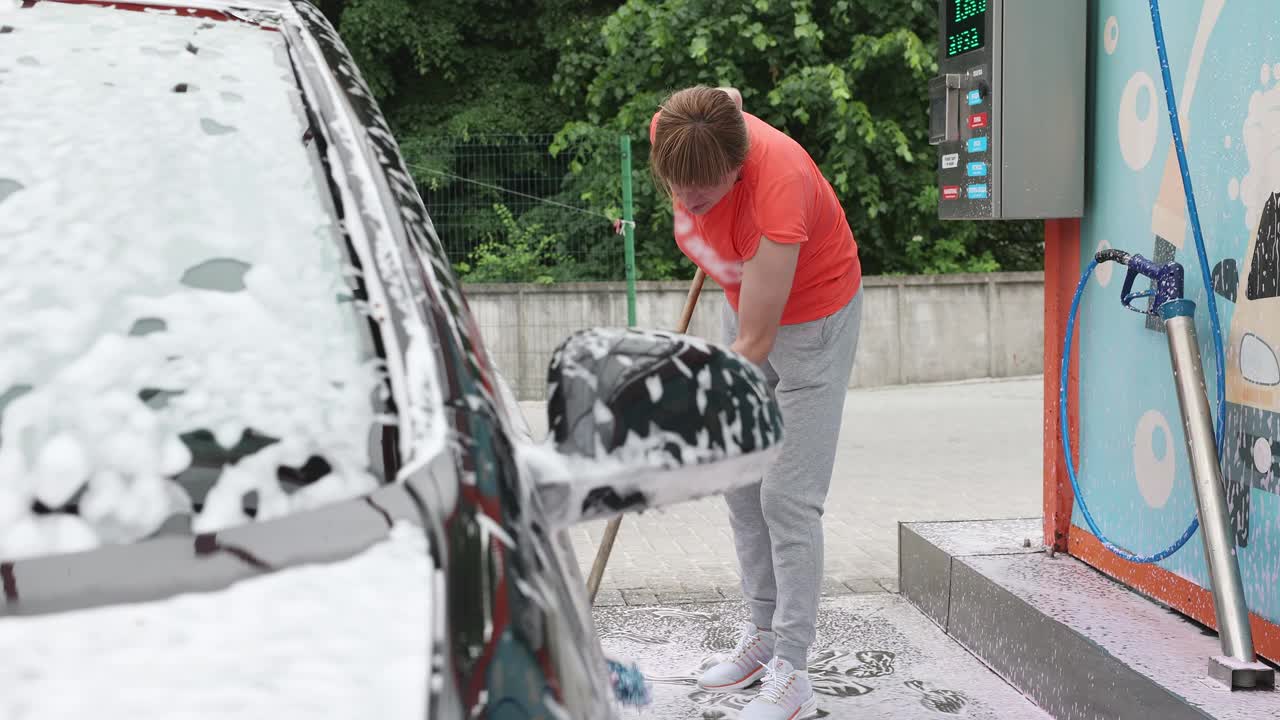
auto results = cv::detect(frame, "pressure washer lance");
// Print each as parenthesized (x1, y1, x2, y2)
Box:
(1090, 249, 1274, 689)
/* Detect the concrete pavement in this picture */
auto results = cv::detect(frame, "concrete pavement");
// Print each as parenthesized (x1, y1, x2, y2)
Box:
(520, 376, 1043, 604)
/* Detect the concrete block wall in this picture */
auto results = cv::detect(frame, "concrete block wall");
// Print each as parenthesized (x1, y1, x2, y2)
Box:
(462, 272, 1043, 400)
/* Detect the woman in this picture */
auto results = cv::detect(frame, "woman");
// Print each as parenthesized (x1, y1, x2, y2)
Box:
(649, 85, 862, 720)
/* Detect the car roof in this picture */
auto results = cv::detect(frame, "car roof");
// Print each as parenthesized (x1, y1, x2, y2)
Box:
(53, 0, 300, 17)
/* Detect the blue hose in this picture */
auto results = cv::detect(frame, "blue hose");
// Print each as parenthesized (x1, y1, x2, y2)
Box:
(1147, 0, 1228, 442)
(1059, 0, 1227, 564)
(1061, 261, 1202, 563)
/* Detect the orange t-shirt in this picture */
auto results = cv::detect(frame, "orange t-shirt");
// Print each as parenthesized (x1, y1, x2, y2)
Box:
(650, 111, 861, 325)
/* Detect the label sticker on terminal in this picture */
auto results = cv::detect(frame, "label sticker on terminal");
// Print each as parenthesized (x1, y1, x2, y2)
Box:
(941, 153, 960, 169)
(968, 112, 989, 129)
(967, 136, 988, 153)
(966, 89, 982, 106)
(966, 184, 989, 199)
(942, 185, 961, 200)
(966, 161, 988, 177)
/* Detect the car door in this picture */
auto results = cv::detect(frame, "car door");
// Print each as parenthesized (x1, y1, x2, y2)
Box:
(283, 4, 619, 716)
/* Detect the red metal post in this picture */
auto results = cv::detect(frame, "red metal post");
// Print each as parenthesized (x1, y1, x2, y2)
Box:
(1043, 218, 1081, 551)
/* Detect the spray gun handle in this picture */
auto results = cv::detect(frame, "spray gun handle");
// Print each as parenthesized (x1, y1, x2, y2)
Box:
(1126, 254, 1163, 280)
(1120, 254, 1155, 313)
(1117, 253, 1185, 315)
(1095, 248, 1131, 266)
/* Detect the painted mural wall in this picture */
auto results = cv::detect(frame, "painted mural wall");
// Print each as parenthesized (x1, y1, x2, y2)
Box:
(1077, 0, 1280, 626)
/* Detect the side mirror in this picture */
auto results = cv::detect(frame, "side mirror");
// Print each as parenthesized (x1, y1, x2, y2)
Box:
(523, 327, 782, 529)
(1213, 258, 1239, 303)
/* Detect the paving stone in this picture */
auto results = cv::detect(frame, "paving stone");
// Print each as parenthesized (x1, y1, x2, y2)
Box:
(595, 594, 1051, 719)
(540, 379, 1042, 597)
(821, 578, 852, 597)
(842, 577, 889, 594)
(592, 589, 625, 607)
(655, 589, 725, 605)
(715, 585, 744, 601)
(620, 589, 658, 606)
(876, 577, 901, 594)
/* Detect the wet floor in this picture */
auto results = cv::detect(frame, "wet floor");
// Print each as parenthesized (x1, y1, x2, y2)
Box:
(595, 592, 1050, 719)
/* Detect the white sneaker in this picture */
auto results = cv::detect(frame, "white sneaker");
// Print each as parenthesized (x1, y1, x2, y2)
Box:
(740, 657, 818, 720)
(697, 622, 775, 691)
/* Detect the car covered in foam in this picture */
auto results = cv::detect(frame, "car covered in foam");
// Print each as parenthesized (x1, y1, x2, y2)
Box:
(0, 1, 783, 717)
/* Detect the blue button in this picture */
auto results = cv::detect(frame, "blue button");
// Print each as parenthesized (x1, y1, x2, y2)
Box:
(967, 184, 989, 199)
(967, 136, 988, 153)
(967, 89, 982, 105)
(966, 161, 988, 177)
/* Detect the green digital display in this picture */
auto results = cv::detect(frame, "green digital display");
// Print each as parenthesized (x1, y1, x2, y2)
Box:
(945, 0, 986, 57)
(952, 0, 986, 23)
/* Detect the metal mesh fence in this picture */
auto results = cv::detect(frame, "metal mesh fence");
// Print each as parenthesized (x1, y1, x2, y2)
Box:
(406, 131, 626, 283)
(403, 130, 632, 399)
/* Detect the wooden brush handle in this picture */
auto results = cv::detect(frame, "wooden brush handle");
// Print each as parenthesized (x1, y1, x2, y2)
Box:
(587, 267, 708, 605)
(677, 268, 707, 334)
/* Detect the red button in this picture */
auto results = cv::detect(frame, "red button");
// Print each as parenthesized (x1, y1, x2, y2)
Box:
(968, 112, 989, 129)
(942, 185, 961, 200)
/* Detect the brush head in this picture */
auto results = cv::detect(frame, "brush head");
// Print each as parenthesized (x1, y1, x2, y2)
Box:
(606, 657, 653, 708)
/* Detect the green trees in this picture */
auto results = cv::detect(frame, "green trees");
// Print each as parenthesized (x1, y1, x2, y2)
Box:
(334, 0, 1042, 280)
(453, 204, 575, 285)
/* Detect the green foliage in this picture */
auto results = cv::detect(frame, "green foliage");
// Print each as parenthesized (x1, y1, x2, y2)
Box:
(337, 0, 614, 134)
(334, 0, 1044, 281)
(904, 235, 999, 275)
(454, 204, 576, 284)
(551, 0, 1042, 278)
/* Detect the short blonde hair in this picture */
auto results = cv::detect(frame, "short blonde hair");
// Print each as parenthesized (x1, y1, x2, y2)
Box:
(650, 86, 749, 195)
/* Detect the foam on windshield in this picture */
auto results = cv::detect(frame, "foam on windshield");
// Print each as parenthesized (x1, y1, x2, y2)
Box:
(0, 2, 385, 558)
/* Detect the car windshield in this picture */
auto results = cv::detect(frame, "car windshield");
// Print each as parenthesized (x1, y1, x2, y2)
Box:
(0, 1, 389, 561)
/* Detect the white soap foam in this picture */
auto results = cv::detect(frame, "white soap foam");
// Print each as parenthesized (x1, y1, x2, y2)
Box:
(0, 3, 393, 557)
(1240, 82, 1280, 234)
(0, 522, 431, 720)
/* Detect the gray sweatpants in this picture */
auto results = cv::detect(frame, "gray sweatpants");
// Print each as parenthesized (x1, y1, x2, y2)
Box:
(720, 290, 862, 669)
